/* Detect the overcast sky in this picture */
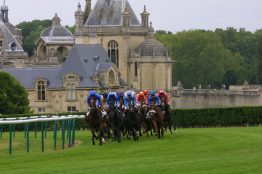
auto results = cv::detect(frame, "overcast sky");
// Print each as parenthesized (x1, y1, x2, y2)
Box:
(5, 0, 262, 32)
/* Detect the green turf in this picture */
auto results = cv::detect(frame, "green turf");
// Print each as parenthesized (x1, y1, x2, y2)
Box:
(0, 127, 262, 174)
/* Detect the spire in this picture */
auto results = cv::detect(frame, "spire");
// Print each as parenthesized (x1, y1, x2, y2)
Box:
(75, 3, 84, 33)
(122, 4, 130, 26)
(84, 0, 92, 24)
(1, 0, 9, 22)
(141, 5, 149, 28)
(52, 13, 61, 26)
(148, 22, 155, 38)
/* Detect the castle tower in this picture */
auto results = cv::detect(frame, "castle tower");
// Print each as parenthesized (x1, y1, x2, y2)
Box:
(84, 0, 92, 24)
(141, 5, 150, 28)
(75, 3, 84, 34)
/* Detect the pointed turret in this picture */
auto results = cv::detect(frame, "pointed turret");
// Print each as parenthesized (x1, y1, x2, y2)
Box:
(84, 0, 92, 24)
(52, 13, 61, 26)
(75, 3, 84, 34)
(122, 5, 131, 27)
(141, 5, 150, 28)
(1, 0, 9, 23)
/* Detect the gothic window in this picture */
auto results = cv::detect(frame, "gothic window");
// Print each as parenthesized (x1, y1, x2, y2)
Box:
(108, 40, 119, 67)
(37, 81, 46, 101)
(108, 70, 116, 86)
(67, 83, 76, 101)
(134, 62, 138, 77)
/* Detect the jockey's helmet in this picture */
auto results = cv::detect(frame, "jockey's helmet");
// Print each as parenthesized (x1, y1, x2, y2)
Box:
(143, 89, 149, 96)
(138, 92, 145, 98)
(149, 90, 156, 96)
(103, 93, 108, 99)
(118, 92, 124, 98)
(158, 90, 166, 96)
(89, 90, 96, 96)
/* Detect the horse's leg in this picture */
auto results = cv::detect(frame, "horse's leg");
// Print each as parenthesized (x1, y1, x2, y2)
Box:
(152, 120, 158, 137)
(168, 119, 173, 135)
(91, 129, 95, 145)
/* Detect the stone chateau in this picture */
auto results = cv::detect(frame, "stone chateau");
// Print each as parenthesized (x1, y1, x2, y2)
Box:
(0, 0, 173, 113)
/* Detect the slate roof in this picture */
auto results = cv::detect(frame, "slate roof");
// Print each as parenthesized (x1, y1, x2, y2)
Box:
(2, 44, 124, 89)
(0, 20, 24, 52)
(58, 44, 113, 88)
(85, 0, 140, 26)
(3, 67, 62, 89)
(133, 37, 167, 57)
(40, 26, 74, 44)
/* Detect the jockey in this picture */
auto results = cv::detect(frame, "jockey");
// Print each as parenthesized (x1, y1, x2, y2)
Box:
(86, 90, 107, 117)
(157, 90, 170, 104)
(106, 92, 119, 108)
(117, 92, 126, 111)
(136, 91, 147, 107)
(101, 93, 108, 110)
(147, 90, 160, 106)
(124, 90, 136, 109)
(143, 89, 149, 99)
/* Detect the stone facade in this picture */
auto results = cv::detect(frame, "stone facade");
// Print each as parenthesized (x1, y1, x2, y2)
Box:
(0, 0, 172, 114)
(74, 0, 173, 91)
(171, 85, 262, 109)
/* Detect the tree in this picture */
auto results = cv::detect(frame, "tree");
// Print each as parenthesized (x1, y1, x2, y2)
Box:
(256, 34, 262, 83)
(16, 20, 52, 57)
(0, 72, 30, 115)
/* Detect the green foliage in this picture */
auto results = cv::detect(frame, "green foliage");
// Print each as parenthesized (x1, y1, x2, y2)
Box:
(173, 106, 262, 127)
(65, 25, 75, 34)
(16, 20, 52, 57)
(156, 28, 262, 88)
(256, 33, 262, 83)
(0, 72, 30, 115)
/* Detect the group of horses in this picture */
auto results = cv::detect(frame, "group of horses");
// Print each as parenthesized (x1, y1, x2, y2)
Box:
(85, 95, 176, 145)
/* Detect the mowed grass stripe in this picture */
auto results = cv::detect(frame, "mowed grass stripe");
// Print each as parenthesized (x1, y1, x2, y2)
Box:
(0, 127, 261, 174)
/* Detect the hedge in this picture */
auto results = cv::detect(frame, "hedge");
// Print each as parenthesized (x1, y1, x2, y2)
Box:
(1, 106, 262, 129)
(173, 106, 262, 128)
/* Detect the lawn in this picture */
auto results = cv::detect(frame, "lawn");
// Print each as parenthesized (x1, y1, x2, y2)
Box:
(0, 127, 262, 174)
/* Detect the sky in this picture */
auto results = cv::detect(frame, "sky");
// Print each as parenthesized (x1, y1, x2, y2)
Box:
(4, 0, 262, 33)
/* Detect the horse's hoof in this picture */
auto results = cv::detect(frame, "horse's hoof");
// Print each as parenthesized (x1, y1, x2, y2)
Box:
(102, 138, 106, 144)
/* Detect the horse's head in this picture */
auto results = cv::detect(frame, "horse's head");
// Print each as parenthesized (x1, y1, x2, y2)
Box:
(128, 99, 135, 112)
(148, 104, 158, 120)
(90, 97, 97, 109)
(140, 100, 148, 114)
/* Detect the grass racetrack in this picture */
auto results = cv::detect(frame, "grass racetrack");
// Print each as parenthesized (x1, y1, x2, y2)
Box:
(0, 127, 262, 174)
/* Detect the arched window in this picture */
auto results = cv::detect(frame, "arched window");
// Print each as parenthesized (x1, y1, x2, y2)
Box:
(67, 83, 76, 101)
(108, 70, 116, 86)
(37, 81, 46, 101)
(108, 40, 119, 67)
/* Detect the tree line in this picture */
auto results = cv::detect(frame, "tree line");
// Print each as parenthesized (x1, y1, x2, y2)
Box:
(156, 28, 262, 89)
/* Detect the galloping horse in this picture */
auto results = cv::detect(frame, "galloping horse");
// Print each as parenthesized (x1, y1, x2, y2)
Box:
(123, 99, 140, 141)
(107, 101, 122, 143)
(139, 100, 152, 137)
(85, 97, 104, 145)
(160, 97, 176, 134)
(148, 104, 164, 139)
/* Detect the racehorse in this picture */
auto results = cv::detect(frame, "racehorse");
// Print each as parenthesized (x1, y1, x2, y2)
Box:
(148, 104, 164, 139)
(139, 100, 153, 137)
(122, 99, 140, 141)
(107, 101, 122, 143)
(85, 98, 105, 145)
(160, 97, 176, 134)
